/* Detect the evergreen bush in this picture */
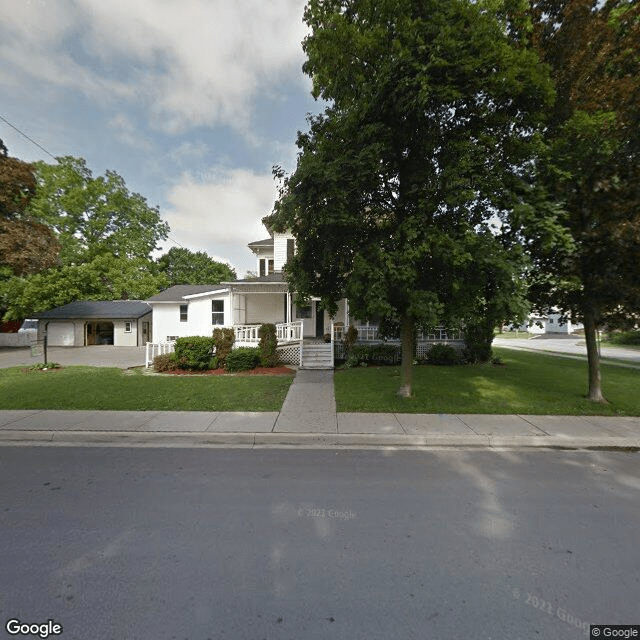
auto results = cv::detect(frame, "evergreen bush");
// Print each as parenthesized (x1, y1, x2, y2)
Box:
(225, 347, 261, 372)
(174, 336, 215, 370)
(426, 343, 460, 365)
(212, 327, 235, 367)
(258, 323, 280, 367)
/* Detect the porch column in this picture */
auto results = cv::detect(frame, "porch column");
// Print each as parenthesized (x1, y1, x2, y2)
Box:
(286, 292, 291, 323)
(229, 290, 234, 326)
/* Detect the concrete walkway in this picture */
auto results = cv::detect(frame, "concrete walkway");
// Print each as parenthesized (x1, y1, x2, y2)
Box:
(1, 366, 639, 450)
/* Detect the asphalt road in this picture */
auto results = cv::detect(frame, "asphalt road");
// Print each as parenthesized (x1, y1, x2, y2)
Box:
(1, 448, 638, 640)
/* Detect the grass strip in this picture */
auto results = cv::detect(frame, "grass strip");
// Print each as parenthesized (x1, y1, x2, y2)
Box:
(334, 347, 640, 415)
(0, 366, 293, 412)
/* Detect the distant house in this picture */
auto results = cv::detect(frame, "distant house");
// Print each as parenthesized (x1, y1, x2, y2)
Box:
(35, 300, 152, 346)
(507, 311, 583, 335)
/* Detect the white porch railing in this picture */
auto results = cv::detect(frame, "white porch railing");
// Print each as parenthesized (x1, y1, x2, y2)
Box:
(276, 321, 303, 343)
(145, 340, 176, 368)
(234, 324, 260, 344)
(332, 325, 463, 342)
(234, 321, 303, 346)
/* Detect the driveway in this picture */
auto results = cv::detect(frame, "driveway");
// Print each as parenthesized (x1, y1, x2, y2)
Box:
(0, 345, 146, 369)
(494, 334, 640, 364)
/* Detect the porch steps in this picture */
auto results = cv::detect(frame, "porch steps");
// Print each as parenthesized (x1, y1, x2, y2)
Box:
(300, 343, 333, 370)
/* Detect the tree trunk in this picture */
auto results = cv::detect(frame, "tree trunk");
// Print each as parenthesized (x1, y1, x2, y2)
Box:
(583, 308, 607, 403)
(397, 314, 414, 398)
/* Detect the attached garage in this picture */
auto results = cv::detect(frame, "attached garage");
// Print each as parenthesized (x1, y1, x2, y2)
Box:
(35, 300, 152, 347)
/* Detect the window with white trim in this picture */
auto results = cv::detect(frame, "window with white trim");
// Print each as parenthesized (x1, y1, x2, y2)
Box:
(212, 300, 224, 325)
(180, 304, 188, 322)
(124, 321, 132, 333)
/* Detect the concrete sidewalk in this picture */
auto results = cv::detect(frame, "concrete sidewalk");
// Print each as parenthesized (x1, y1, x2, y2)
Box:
(1, 409, 639, 449)
(1, 367, 639, 449)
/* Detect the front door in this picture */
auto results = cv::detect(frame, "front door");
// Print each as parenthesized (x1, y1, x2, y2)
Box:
(315, 302, 324, 338)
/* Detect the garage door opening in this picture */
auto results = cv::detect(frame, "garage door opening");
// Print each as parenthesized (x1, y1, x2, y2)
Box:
(86, 322, 114, 345)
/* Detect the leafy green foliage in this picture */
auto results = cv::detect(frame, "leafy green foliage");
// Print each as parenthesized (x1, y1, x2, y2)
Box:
(606, 331, 640, 346)
(157, 247, 236, 286)
(212, 328, 235, 368)
(269, 0, 554, 396)
(153, 353, 180, 373)
(0, 254, 169, 321)
(174, 336, 215, 371)
(258, 323, 280, 367)
(29, 156, 169, 264)
(525, 0, 640, 401)
(344, 343, 402, 368)
(225, 347, 261, 372)
(343, 325, 359, 355)
(426, 344, 461, 366)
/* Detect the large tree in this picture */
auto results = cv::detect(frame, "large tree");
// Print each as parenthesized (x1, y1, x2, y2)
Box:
(1, 155, 171, 319)
(28, 156, 169, 264)
(525, 0, 640, 402)
(1, 255, 169, 321)
(0, 140, 60, 281)
(157, 247, 236, 286)
(268, 0, 554, 396)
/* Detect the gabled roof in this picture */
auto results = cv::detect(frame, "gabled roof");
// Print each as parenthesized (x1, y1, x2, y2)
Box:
(248, 237, 274, 249)
(35, 300, 151, 319)
(147, 285, 226, 302)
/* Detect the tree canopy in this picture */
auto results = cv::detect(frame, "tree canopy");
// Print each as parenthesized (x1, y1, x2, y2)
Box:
(525, 0, 640, 402)
(0, 140, 60, 280)
(268, 0, 554, 396)
(157, 247, 236, 286)
(29, 156, 169, 265)
(1, 155, 170, 320)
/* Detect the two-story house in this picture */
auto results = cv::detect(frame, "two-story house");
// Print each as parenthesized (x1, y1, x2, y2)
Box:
(146, 225, 350, 368)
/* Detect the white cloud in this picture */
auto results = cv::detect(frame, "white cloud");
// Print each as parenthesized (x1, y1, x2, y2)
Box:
(0, 0, 309, 139)
(163, 166, 277, 271)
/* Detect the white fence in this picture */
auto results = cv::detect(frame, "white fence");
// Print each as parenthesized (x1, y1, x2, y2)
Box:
(145, 340, 175, 368)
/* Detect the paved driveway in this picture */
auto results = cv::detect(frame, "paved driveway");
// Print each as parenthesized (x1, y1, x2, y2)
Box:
(0, 345, 146, 369)
(494, 334, 640, 363)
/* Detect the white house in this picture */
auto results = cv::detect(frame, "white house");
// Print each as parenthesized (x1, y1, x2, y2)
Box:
(145, 224, 462, 368)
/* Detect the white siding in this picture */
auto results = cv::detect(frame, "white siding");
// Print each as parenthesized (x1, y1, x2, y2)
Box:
(273, 231, 295, 272)
(245, 293, 286, 324)
(150, 294, 232, 341)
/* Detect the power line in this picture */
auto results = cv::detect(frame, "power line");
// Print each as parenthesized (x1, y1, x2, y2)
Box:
(0, 114, 58, 162)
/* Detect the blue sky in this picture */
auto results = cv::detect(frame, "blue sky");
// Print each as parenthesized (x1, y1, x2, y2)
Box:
(0, 0, 320, 276)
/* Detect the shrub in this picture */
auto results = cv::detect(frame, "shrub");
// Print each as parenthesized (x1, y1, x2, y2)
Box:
(153, 353, 180, 372)
(174, 336, 215, 370)
(212, 327, 235, 367)
(343, 325, 358, 354)
(607, 330, 640, 346)
(426, 343, 460, 365)
(258, 323, 280, 367)
(225, 347, 261, 372)
(343, 343, 401, 367)
(463, 321, 494, 363)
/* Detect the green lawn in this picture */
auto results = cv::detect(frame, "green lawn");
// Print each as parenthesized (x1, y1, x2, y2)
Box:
(334, 347, 640, 415)
(0, 366, 293, 411)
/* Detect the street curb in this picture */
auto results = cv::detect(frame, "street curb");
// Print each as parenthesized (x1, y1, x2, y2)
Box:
(1, 430, 639, 450)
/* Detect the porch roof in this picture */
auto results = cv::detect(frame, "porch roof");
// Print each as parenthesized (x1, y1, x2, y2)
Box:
(223, 273, 287, 293)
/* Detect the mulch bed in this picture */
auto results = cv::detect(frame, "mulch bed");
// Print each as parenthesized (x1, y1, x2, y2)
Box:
(167, 366, 295, 376)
